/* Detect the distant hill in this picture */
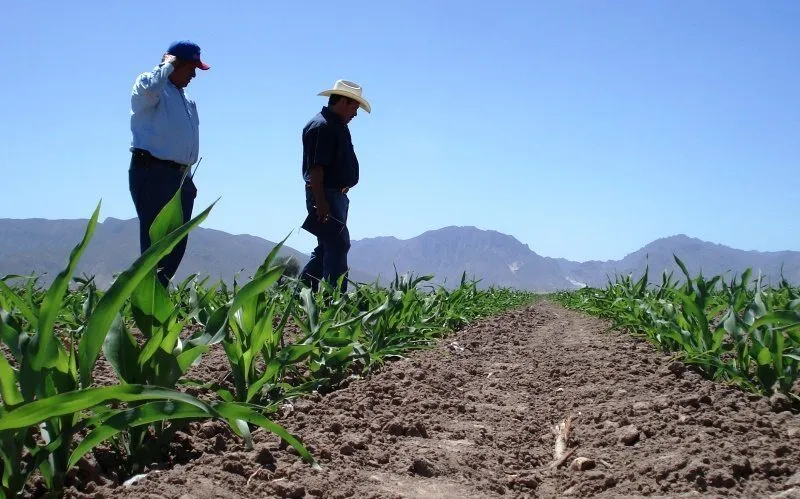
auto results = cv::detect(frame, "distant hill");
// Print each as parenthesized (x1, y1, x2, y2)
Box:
(0, 217, 374, 288)
(348, 226, 575, 291)
(1, 218, 798, 291)
(556, 234, 800, 288)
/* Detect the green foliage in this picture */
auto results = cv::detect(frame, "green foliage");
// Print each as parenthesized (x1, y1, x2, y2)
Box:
(552, 255, 800, 403)
(0, 198, 535, 496)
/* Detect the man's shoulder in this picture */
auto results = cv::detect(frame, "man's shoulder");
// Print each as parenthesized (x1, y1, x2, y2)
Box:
(133, 69, 159, 88)
(303, 112, 334, 134)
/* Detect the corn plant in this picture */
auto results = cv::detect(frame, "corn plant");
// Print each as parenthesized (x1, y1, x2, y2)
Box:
(0, 192, 319, 496)
(553, 255, 800, 404)
(218, 240, 316, 404)
(0, 199, 220, 496)
(292, 283, 371, 384)
(170, 273, 224, 326)
(97, 192, 234, 470)
(355, 273, 439, 366)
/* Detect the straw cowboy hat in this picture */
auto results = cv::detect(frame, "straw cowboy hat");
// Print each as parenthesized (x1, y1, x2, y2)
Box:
(318, 79, 371, 113)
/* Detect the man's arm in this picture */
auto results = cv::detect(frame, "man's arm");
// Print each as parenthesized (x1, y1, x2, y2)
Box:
(305, 125, 337, 221)
(307, 165, 329, 221)
(131, 55, 179, 112)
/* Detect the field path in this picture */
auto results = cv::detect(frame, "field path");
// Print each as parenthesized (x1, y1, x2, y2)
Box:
(90, 300, 800, 499)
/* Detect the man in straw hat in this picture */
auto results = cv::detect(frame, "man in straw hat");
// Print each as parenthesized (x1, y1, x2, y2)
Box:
(299, 79, 371, 293)
(128, 40, 210, 287)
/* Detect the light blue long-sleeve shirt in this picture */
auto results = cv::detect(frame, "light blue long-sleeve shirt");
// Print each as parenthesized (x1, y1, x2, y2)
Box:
(130, 63, 200, 166)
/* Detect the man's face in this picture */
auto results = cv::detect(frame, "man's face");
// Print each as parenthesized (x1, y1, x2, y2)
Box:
(341, 98, 360, 124)
(169, 61, 198, 88)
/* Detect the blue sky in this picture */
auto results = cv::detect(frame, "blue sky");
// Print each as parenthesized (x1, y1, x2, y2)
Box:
(1, 1, 798, 262)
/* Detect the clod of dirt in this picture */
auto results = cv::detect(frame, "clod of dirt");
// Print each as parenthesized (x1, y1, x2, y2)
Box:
(381, 419, 428, 438)
(707, 469, 737, 488)
(653, 453, 688, 479)
(267, 480, 306, 498)
(571, 457, 596, 471)
(383, 420, 405, 436)
(211, 434, 227, 453)
(770, 391, 794, 413)
(255, 448, 275, 466)
(731, 456, 753, 478)
(508, 473, 540, 489)
(93, 446, 118, 472)
(685, 459, 709, 481)
(408, 421, 428, 438)
(562, 484, 580, 496)
(665, 361, 685, 376)
(617, 425, 640, 445)
(222, 458, 247, 477)
(198, 420, 226, 439)
(410, 458, 439, 477)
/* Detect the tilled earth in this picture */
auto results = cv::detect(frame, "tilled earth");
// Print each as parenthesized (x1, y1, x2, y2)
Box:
(67, 300, 800, 498)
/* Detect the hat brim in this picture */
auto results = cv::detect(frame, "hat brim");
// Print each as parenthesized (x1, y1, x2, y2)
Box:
(318, 90, 371, 113)
(195, 60, 211, 70)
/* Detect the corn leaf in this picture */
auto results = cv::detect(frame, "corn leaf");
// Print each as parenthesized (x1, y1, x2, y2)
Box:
(29, 203, 100, 371)
(102, 314, 140, 384)
(0, 354, 22, 406)
(79, 201, 217, 387)
(0, 384, 211, 431)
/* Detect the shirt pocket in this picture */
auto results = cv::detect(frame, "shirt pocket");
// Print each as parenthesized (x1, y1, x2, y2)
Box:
(190, 101, 200, 126)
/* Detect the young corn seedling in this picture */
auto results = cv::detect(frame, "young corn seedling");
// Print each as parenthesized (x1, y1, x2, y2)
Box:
(553, 256, 800, 403)
(281, 281, 375, 393)
(98, 190, 234, 470)
(357, 273, 439, 367)
(219, 240, 317, 404)
(1, 191, 320, 496)
(0, 198, 218, 496)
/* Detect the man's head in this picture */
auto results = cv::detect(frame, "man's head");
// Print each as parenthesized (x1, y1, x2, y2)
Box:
(318, 80, 371, 124)
(165, 40, 210, 88)
(328, 94, 362, 124)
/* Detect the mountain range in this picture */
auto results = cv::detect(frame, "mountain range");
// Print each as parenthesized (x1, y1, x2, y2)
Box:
(1, 217, 798, 291)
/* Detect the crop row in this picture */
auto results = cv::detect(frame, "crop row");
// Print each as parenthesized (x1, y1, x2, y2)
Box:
(552, 257, 800, 405)
(0, 192, 536, 497)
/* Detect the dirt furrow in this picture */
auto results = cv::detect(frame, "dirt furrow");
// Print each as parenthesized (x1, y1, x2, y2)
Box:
(75, 300, 800, 499)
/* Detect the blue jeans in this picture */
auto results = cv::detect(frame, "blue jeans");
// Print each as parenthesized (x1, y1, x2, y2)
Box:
(300, 187, 351, 292)
(129, 154, 196, 287)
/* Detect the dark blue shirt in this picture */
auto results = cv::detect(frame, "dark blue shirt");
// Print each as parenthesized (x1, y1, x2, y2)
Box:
(302, 106, 359, 189)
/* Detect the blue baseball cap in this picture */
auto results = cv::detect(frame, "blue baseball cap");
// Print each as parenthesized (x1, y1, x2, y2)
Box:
(167, 40, 210, 70)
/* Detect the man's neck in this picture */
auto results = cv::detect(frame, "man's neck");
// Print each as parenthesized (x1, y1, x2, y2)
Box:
(323, 106, 345, 123)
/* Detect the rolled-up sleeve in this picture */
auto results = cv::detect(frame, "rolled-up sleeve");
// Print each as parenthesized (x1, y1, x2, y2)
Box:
(305, 124, 337, 168)
(131, 63, 175, 112)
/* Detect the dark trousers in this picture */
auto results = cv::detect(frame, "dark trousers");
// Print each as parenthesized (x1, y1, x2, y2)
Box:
(300, 187, 351, 293)
(128, 153, 197, 287)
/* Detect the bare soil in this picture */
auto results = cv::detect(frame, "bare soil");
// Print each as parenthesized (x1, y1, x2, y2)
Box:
(63, 300, 800, 498)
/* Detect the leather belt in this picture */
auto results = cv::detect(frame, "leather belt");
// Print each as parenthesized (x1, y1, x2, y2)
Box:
(130, 148, 189, 173)
(305, 184, 349, 193)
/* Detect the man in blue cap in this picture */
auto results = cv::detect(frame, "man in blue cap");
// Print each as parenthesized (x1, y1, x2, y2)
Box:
(128, 40, 210, 287)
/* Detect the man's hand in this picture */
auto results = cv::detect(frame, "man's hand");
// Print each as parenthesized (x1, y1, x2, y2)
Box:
(163, 53, 181, 68)
(315, 198, 331, 222)
(307, 165, 330, 221)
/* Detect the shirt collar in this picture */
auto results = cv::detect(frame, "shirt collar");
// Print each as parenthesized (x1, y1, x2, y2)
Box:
(321, 106, 344, 125)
